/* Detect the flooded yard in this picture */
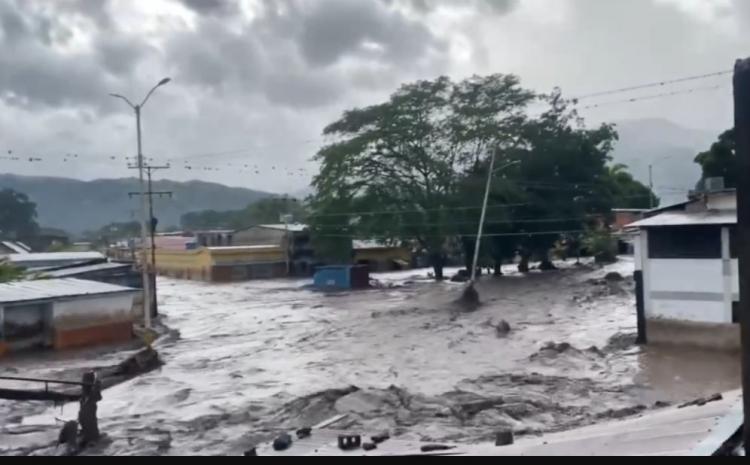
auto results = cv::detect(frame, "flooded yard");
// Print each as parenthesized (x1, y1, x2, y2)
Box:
(0, 258, 741, 455)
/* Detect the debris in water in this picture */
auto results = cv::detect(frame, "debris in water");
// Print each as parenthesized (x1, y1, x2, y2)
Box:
(272, 433, 293, 451)
(495, 430, 514, 446)
(604, 272, 624, 282)
(421, 444, 455, 452)
(495, 320, 511, 338)
(371, 432, 390, 444)
(296, 427, 312, 439)
(362, 442, 377, 451)
(338, 434, 361, 450)
(678, 393, 723, 409)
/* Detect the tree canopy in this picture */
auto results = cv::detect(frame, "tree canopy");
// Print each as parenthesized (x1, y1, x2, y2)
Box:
(0, 188, 39, 240)
(695, 128, 736, 188)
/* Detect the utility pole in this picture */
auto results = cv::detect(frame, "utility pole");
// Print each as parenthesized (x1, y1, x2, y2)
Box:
(648, 164, 655, 209)
(129, 165, 172, 319)
(733, 57, 750, 454)
(110, 77, 170, 331)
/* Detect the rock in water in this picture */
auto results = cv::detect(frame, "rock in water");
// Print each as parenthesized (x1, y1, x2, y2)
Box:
(604, 271, 624, 282)
(495, 320, 511, 337)
(273, 433, 293, 451)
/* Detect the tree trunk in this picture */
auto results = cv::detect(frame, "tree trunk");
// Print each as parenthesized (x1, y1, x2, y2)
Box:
(518, 255, 530, 273)
(539, 258, 557, 271)
(430, 252, 445, 280)
(493, 260, 503, 277)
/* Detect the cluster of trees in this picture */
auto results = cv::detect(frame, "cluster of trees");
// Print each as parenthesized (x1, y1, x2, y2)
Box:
(181, 197, 307, 231)
(309, 74, 655, 279)
(0, 188, 39, 240)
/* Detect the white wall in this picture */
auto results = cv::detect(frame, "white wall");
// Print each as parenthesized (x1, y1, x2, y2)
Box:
(53, 293, 136, 330)
(642, 225, 739, 325)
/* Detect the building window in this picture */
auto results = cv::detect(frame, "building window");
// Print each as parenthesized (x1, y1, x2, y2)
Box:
(730, 226, 739, 259)
(647, 226, 721, 259)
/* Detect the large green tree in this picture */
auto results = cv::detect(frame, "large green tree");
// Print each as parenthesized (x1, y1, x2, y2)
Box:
(606, 164, 659, 209)
(0, 188, 39, 240)
(695, 128, 736, 188)
(310, 74, 534, 279)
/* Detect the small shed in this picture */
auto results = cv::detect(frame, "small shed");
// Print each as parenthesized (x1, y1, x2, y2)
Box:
(313, 265, 369, 290)
(0, 278, 139, 356)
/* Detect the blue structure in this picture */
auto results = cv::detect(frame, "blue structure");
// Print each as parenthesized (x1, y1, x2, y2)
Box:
(313, 265, 369, 290)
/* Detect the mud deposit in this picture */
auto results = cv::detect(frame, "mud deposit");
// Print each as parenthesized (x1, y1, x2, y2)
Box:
(0, 258, 740, 455)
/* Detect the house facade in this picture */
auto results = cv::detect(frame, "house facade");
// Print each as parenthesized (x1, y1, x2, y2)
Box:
(0, 278, 139, 356)
(629, 190, 739, 350)
(233, 224, 314, 276)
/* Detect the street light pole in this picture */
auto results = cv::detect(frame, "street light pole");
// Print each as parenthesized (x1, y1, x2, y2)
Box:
(469, 155, 520, 284)
(110, 78, 171, 330)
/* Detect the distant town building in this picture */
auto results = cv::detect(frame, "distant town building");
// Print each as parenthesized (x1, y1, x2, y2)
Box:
(628, 188, 738, 350)
(6, 251, 107, 271)
(352, 240, 412, 272)
(153, 245, 287, 282)
(234, 224, 314, 276)
(0, 278, 139, 356)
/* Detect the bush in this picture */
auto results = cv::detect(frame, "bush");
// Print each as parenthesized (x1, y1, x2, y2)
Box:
(0, 263, 24, 283)
(584, 230, 618, 264)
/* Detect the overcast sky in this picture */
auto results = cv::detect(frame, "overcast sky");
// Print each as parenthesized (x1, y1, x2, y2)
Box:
(0, 0, 747, 194)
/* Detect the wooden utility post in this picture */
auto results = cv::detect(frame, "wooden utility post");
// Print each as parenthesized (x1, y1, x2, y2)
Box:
(733, 57, 750, 452)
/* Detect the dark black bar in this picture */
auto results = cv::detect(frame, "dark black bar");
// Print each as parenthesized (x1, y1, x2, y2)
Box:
(634, 270, 647, 344)
(732, 57, 750, 452)
(0, 388, 80, 402)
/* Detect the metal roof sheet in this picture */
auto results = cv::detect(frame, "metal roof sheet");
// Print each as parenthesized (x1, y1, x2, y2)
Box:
(0, 278, 138, 304)
(6, 251, 105, 263)
(1, 241, 30, 254)
(257, 224, 309, 233)
(42, 262, 133, 278)
(627, 210, 736, 228)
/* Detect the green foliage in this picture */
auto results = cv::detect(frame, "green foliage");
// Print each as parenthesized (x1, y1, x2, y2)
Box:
(309, 75, 644, 278)
(181, 197, 308, 231)
(310, 74, 534, 277)
(0, 188, 39, 240)
(0, 263, 24, 283)
(584, 229, 618, 264)
(695, 128, 736, 188)
(605, 164, 659, 209)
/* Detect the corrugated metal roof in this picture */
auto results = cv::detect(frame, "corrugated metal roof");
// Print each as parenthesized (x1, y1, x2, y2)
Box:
(627, 210, 736, 228)
(1, 241, 30, 254)
(0, 278, 138, 305)
(42, 262, 133, 278)
(6, 251, 105, 263)
(257, 224, 309, 233)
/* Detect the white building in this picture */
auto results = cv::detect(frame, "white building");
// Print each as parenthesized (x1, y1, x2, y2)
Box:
(629, 189, 739, 350)
(0, 278, 139, 356)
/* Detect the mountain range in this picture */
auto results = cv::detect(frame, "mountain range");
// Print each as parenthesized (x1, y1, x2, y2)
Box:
(0, 174, 272, 235)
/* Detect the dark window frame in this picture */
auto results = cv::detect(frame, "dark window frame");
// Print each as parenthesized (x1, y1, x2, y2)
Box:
(647, 225, 722, 260)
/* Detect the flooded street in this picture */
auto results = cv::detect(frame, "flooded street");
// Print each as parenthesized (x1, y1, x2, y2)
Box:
(0, 258, 741, 455)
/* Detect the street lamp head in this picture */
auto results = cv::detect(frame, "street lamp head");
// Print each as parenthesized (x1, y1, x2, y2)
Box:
(158, 78, 171, 87)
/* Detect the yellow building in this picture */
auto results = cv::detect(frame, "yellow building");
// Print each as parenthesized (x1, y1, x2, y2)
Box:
(353, 240, 412, 272)
(154, 245, 286, 282)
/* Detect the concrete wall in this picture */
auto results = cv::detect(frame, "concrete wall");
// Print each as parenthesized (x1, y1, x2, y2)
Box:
(52, 293, 136, 350)
(233, 227, 285, 248)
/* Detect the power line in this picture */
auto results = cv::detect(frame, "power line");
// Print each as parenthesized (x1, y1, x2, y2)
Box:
(579, 84, 728, 110)
(573, 69, 732, 101)
(307, 203, 531, 218)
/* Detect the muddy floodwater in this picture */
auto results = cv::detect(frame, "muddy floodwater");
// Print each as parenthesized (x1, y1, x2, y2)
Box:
(0, 258, 741, 455)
